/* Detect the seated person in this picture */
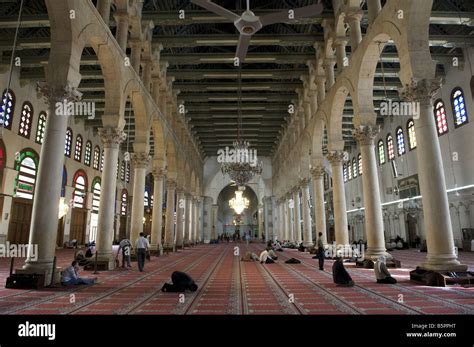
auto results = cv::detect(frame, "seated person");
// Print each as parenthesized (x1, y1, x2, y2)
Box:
(267, 249, 278, 260)
(85, 243, 94, 258)
(374, 256, 397, 284)
(161, 271, 198, 292)
(332, 256, 354, 287)
(75, 251, 93, 267)
(241, 251, 259, 262)
(61, 261, 96, 285)
(273, 241, 283, 251)
(259, 250, 275, 264)
(297, 242, 306, 252)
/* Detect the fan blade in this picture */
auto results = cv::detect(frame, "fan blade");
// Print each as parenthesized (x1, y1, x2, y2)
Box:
(260, 3, 324, 27)
(235, 34, 251, 65)
(191, 0, 240, 22)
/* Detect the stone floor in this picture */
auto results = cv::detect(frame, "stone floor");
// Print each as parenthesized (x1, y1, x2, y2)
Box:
(0, 243, 472, 315)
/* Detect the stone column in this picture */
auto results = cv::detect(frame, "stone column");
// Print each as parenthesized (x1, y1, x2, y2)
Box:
(212, 204, 218, 240)
(97, 0, 112, 26)
(258, 204, 264, 241)
(175, 189, 185, 248)
(311, 166, 327, 245)
(315, 75, 326, 105)
(293, 188, 302, 243)
(300, 179, 313, 247)
(142, 59, 152, 92)
(184, 193, 191, 246)
(400, 78, 466, 271)
(324, 58, 336, 89)
(163, 179, 176, 250)
(20, 84, 79, 283)
(278, 200, 284, 241)
(284, 196, 291, 241)
(334, 37, 348, 73)
(114, 12, 129, 52)
(353, 125, 390, 259)
(96, 128, 126, 268)
(327, 151, 349, 246)
(130, 39, 142, 73)
(194, 197, 200, 243)
(130, 152, 150, 245)
(150, 168, 165, 253)
(367, 0, 382, 26)
(345, 9, 363, 52)
(303, 100, 312, 127)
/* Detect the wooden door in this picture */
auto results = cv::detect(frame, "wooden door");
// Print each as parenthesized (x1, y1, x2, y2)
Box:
(8, 198, 33, 244)
(57, 217, 65, 247)
(119, 216, 127, 240)
(70, 208, 87, 246)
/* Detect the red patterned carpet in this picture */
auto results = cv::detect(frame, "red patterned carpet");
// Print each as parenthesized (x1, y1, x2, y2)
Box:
(0, 243, 472, 315)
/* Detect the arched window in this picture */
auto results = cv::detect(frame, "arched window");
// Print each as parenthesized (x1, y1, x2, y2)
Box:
(0, 140, 5, 185)
(352, 158, 357, 178)
(358, 153, 362, 175)
(84, 141, 92, 166)
(407, 119, 416, 150)
(386, 134, 395, 161)
(434, 99, 448, 135)
(14, 148, 39, 200)
(396, 127, 406, 156)
(378, 140, 385, 165)
(91, 177, 101, 213)
(451, 87, 468, 127)
(64, 127, 73, 157)
(74, 135, 83, 162)
(0, 89, 15, 130)
(61, 166, 67, 198)
(121, 189, 128, 216)
(144, 187, 150, 207)
(343, 164, 347, 183)
(348, 160, 352, 180)
(35, 112, 47, 144)
(116, 159, 120, 179)
(125, 162, 130, 183)
(18, 102, 33, 139)
(72, 170, 88, 208)
(100, 150, 104, 172)
(120, 160, 126, 181)
(93, 146, 100, 170)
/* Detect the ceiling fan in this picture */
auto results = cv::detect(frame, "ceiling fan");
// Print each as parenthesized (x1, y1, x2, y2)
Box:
(190, 0, 324, 64)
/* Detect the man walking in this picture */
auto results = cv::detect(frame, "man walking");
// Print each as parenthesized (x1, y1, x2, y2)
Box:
(135, 232, 150, 272)
(317, 232, 325, 270)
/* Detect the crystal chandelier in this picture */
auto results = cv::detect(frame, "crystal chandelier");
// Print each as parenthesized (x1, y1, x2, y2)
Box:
(219, 66, 263, 187)
(229, 187, 250, 215)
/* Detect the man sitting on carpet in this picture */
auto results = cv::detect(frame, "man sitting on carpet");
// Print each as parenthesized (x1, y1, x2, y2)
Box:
(161, 271, 198, 292)
(259, 249, 276, 264)
(61, 261, 97, 286)
(374, 256, 397, 284)
(332, 255, 354, 287)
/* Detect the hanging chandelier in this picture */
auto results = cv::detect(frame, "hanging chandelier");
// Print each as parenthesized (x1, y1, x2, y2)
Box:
(229, 187, 250, 215)
(219, 65, 263, 187)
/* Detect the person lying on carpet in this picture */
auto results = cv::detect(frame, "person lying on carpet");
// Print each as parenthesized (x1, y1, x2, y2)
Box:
(332, 256, 354, 287)
(374, 256, 397, 284)
(241, 251, 259, 262)
(61, 261, 97, 286)
(161, 271, 198, 292)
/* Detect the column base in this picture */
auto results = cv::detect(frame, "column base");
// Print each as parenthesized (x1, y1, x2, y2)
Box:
(203, 239, 210, 244)
(303, 242, 314, 248)
(16, 262, 62, 287)
(86, 255, 116, 271)
(149, 244, 163, 256)
(419, 253, 468, 272)
(364, 248, 392, 261)
(163, 243, 175, 253)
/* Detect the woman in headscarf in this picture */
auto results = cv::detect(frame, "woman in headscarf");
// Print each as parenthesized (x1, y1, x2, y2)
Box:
(374, 256, 397, 284)
(332, 255, 354, 287)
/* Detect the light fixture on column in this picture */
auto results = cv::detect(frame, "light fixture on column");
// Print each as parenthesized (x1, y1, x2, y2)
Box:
(229, 186, 249, 215)
(58, 197, 69, 219)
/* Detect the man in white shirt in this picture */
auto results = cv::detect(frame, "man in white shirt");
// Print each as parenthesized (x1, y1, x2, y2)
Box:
(135, 232, 150, 272)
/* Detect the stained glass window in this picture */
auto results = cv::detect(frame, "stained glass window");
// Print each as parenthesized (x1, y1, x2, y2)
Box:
(396, 127, 406, 156)
(84, 141, 92, 166)
(35, 112, 47, 144)
(125, 162, 130, 183)
(100, 150, 104, 172)
(121, 190, 128, 216)
(434, 100, 448, 135)
(348, 160, 352, 180)
(73, 170, 87, 208)
(343, 164, 347, 183)
(407, 119, 416, 150)
(358, 153, 362, 175)
(74, 135, 83, 162)
(14, 149, 38, 200)
(18, 102, 33, 139)
(386, 134, 395, 161)
(451, 88, 468, 127)
(378, 140, 385, 165)
(93, 146, 100, 170)
(352, 158, 358, 178)
(0, 90, 15, 130)
(120, 160, 126, 181)
(65, 128, 72, 157)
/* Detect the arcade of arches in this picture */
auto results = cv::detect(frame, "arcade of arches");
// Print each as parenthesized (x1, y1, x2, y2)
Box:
(0, 0, 472, 315)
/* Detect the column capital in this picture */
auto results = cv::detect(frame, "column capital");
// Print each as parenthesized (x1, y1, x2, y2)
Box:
(166, 179, 177, 189)
(333, 36, 348, 47)
(327, 150, 347, 164)
(36, 82, 82, 107)
(323, 57, 336, 67)
(310, 165, 325, 179)
(352, 125, 380, 145)
(132, 152, 151, 168)
(98, 127, 127, 148)
(344, 8, 364, 23)
(399, 78, 442, 103)
(291, 185, 301, 194)
(299, 178, 310, 188)
(152, 167, 166, 179)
